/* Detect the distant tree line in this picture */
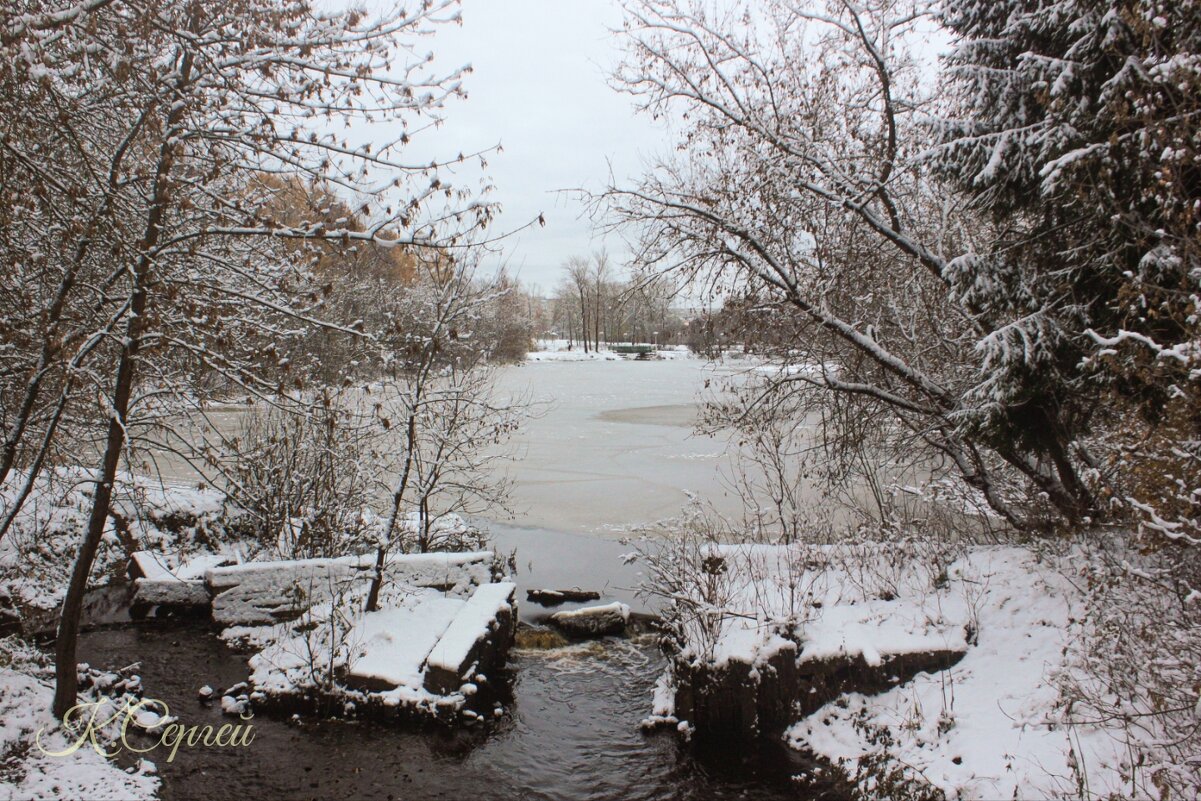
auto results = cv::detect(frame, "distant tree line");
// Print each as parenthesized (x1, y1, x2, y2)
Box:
(548, 252, 684, 351)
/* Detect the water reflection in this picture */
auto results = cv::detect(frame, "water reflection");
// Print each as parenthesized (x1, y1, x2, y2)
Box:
(78, 621, 826, 801)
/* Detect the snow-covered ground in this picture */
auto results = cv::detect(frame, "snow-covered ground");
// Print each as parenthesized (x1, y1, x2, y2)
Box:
(0, 468, 238, 613)
(647, 539, 1147, 799)
(788, 547, 1141, 800)
(0, 644, 158, 801)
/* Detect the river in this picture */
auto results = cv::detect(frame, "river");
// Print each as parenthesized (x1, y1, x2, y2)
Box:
(77, 355, 834, 800)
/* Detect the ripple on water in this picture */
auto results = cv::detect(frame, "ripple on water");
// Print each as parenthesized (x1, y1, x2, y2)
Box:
(77, 622, 830, 801)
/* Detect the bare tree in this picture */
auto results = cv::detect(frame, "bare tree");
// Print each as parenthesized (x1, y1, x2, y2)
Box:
(565, 256, 592, 353)
(591, 250, 612, 349)
(364, 256, 522, 611)
(604, 0, 1095, 530)
(1, 0, 498, 718)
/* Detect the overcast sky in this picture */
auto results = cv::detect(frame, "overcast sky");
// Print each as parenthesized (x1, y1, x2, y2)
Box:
(401, 0, 672, 292)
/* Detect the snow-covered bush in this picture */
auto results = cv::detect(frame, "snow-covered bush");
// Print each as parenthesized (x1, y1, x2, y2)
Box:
(636, 505, 743, 662)
(1054, 538, 1201, 799)
(222, 396, 375, 560)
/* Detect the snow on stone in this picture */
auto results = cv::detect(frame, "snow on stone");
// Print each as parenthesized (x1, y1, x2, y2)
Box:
(641, 671, 679, 729)
(132, 577, 209, 607)
(129, 551, 175, 581)
(345, 592, 464, 689)
(207, 550, 493, 626)
(784, 547, 1133, 800)
(425, 581, 516, 678)
(131, 551, 229, 609)
(247, 586, 472, 712)
(550, 601, 630, 637)
(246, 574, 514, 715)
(173, 552, 230, 580)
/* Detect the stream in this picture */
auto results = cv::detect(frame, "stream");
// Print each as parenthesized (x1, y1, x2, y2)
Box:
(74, 356, 835, 800)
(79, 621, 815, 801)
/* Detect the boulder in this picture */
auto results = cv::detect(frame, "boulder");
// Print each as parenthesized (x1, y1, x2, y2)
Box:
(550, 601, 629, 638)
(131, 577, 211, 617)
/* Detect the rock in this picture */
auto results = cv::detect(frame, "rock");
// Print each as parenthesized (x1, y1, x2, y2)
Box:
(423, 582, 517, 695)
(526, 588, 601, 606)
(549, 601, 630, 638)
(221, 695, 249, 716)
(206, 551, 495, 626)
(131, 577, 211, 616)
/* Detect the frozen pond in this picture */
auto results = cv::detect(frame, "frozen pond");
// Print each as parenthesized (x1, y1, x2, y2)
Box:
(492, 357, 742, 536)
(152, 356, 746, 538)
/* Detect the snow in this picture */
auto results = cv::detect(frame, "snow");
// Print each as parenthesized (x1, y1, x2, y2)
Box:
(345, 593, 464, 688)
(129, 551, 174, 581)
(646, 539, 1147, 798)
(641, 671, 679, 729)
(783, 547, 1134, 800)
(675, 541, 969, 670)
(0, 667, 158, 801)
(207, 550, 493, 626)
(526, 348, 622, 362)
(425, 581, 516, 677)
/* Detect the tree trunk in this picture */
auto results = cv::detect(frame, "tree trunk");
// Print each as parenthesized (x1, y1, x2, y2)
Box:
(52, 45, 192, 719)
(52, 277, 149, 718)
(365, 410, 418, 612)
(578, 289, 589, 354)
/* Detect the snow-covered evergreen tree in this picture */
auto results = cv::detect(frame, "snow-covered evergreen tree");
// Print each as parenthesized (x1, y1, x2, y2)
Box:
(936, 0, 1200, 538)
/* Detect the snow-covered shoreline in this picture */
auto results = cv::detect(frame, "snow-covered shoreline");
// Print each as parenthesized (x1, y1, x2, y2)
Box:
(0, 647, 159, 801)
(643, 538, 1163, 799)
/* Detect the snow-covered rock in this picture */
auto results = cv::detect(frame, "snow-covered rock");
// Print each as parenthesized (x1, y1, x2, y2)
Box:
(246, 580, 518, 722)
(550, 601, 629, 637)
(424, 582, 517, 694)
(342, 594, 464, 692)
(206, 550, 494, 626)
(131, 577, 210, 609)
